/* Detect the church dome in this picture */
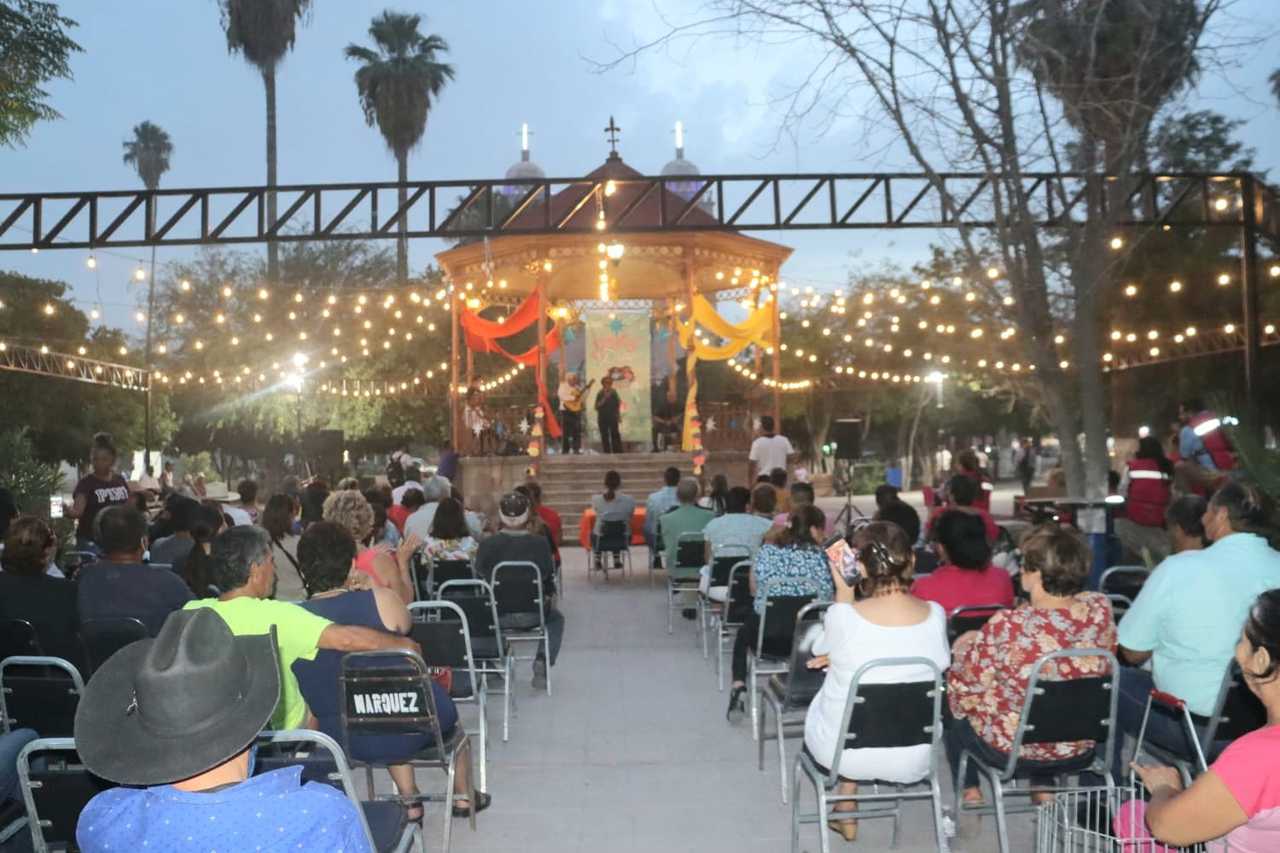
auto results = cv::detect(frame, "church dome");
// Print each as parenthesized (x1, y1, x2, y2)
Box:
(504, 154, 546, 182)
(661, 155, 700, 178)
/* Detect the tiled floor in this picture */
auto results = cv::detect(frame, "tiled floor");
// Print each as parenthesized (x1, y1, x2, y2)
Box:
(414, 545, 1038, 853)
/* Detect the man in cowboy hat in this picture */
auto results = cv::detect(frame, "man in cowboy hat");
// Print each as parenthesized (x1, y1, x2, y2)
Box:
(74, 608, 371, 851)
(474, 491, 565, 689)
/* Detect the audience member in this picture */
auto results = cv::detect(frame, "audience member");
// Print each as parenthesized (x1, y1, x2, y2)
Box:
(748, 414, 795, 484)
(703, 474, 730, 516)
(423, 496, 480, 564)
(184, 526, 418, 729)
(1115, 436, 1175, 563)
(1115, 481, 1280, 762)
(147, 496, 200, 567)
(292, 522, 487, 821)
(178, 503, 227, 597)
(74, 609, 372, 851)
(0, 727, 37, 816)
(928, 474, 999, 544)
(803, 520, 950, 841)
(437, 442, 460, 483)
(0, 516, 80, 664)
(450, 485, 489, 539)
(659, 478, 715, 574)
(525, 480, 562, 551)
(769, 467, 791, 514)
(389, 487, 424, 534)
(262, 493, 305, 601)
(945, 525, 1115, 806)
(873, 484, 901, 513)
(773, 482, 832, 537)
(955, 448, 993, 512)
(474, 492, 566, 689)
(299, 479, 329, 529)
(391, 463, 424, 506)
(67, 432, 130, 549)
(727, 504, 834, 721)
(515, 484, 560, 566)
(1166, 494, 1209, 555)
(363, 487, 402, 549)
(590, 470, 637, 570)
(323, 489, 415, 603)
(875, 497, 921, 545)
(402, 476, 453, 542)
(1133, 589, 1280, 849)
(644, 467, 682, 567)
(230, 478, 260, 524)
(702, 485, 774, 563)
(77, 506, 193, 635)
(912, 510, 1014, 616)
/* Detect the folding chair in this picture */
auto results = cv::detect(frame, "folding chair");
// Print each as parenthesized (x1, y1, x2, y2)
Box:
(338, 650, 476, 853)
(791, 659, 948, 853)
(258, 728, 419, 853)
(955, 648, 1120, 853)
(491, 560, 552, 696)
(666, 532, 706, 635)
(1099, 565, 1149, 604)
(1105, 593, 1133, 623)
(78, 617, 147, 676)
(1132, 662, 1266, 783)
(946, 603, 1009, 643)
(0, 656, 84, 737)
(430, 557, 475, 595)
(699, 544, 753, 660)
(409, 600, 490, 793)
(0, 619, 42, 660)
(758, 601, 831, 803)
(15, 738, 114, 853)
(590, 518, 632, 582)
(712, 560, 754, 692)
(438, 579, 515, 742)
(748, 578, 825, 741)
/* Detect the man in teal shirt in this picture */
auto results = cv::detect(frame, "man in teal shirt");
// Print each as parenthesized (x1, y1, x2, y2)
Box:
(659, 479, 715, 618)
(1115, 483, 1280, 771)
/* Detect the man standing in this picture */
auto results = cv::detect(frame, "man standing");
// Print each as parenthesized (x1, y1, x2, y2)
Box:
(595, 375, 623, 454)
(748, 415, 794, 484)
(558, 372, 587, 454)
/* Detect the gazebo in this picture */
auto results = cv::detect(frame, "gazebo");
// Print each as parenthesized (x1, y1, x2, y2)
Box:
(436, 132, 793, 461)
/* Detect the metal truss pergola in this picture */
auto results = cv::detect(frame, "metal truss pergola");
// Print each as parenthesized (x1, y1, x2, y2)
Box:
(0, 343, 148, 390)
(0, 170, 1275, 405)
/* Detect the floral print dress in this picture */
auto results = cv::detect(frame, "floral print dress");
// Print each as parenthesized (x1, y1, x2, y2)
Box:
(947, 591, 1116, 761)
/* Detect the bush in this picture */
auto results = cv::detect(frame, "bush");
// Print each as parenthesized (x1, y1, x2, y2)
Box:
(0, 428, 64, 517)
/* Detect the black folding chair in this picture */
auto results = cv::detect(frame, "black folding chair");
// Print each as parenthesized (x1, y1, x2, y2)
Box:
(666, 532, 706, 635)
(590, 518, 632, 582)
(1099, 565, 1149, 608)
(491, 561, 552, 696)
(409, 600, 489, 793)
(955, 649, 1120, 853)
(0, 656, 84, 738)
(758, 601, 831, 803)
(791, 659, 948, 853)
(748, 579, 825, 741)
(15, 738, 115, 853)
(713, 560, 754, 692)
(410, 552, 473, 601)
(0, 619, 42, 660)
(78, 617, 148, 676)
(699, 544, 752, 660)
(437, 579, 514, 743)
(338, 650, 475, 853)
(947, 603, 1009, 643)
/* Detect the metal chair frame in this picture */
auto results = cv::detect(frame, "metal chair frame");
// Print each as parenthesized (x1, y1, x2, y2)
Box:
(491, 560, 552, 696)
(1099, 565, 1150, 603)
(790, 658, 949, 853)
(946, 603, 1009, 643)
(338, 650, 475, 853)
(15, 738, 113, 853)
(747, 578, 826, 741)
(411, 552, 475, 601)
(408, 600, 490, 793)
(954, 648, 1120, 853)
(699, 544, 752, 660)
(437, 578, 516, 743)
(666, 531, 706, 635)
(0, 656, 84, 736)
(589, 518, 633, 583)
(712, 560, 754, 692)
(758, 600, 831, 803)
(0, 619, 42, 660)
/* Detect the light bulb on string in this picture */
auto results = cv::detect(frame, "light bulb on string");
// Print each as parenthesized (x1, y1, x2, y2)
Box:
(86, 254, 97, 270)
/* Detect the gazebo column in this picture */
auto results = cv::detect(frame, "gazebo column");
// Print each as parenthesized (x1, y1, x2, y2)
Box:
(684, 261, 698, 451)
(666, 297, 677, 400)
(770, 268, 781, 429)
(449, 283, 461, 447)
(536, 271, 548, 419)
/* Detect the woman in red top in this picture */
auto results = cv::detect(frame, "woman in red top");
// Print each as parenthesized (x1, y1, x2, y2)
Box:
(1123, 436, 1174, 528)
(945, 525, 1116, 805)
(912, 510, 1013, 616)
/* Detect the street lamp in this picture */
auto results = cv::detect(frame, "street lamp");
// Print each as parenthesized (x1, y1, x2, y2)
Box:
(927, 370, 944, 409)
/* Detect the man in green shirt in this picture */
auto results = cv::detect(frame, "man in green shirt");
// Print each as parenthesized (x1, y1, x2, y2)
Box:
(659, 479, 715, 575)
(184, 526, 417, 730)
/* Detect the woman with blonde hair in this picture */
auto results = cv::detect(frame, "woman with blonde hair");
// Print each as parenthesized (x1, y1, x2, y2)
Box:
(322, 489, 416, 603)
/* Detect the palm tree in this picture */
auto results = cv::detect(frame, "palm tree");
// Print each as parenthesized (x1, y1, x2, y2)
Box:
(346, 11, 454, 284)
(218, 0, 312, 284)
(122, 120, 173, 471)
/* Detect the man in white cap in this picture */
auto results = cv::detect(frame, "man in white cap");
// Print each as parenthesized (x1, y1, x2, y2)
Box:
(474, 491, 566, 689)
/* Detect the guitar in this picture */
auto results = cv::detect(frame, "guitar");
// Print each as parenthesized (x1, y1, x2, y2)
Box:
(562, 379, 596, 413)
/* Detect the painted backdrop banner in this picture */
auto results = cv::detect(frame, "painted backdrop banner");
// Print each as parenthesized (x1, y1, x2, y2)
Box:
(584, 311, 652, 445)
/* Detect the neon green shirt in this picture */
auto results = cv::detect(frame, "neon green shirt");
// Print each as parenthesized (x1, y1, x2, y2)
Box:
(183, 597, 331, 729)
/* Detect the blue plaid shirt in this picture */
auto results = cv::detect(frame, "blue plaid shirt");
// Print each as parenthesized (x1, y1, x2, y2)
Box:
(77, 766, 371, 852)
(753, 543, 834, 615)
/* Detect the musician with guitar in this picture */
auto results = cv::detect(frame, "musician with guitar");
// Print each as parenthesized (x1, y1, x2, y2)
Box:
(557, 372, 593, 454)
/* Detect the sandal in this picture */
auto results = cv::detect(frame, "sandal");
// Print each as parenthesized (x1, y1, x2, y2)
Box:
(827, 818, 858, 842)
(404, 803, 424, 825)
(451, 791, 492, 818)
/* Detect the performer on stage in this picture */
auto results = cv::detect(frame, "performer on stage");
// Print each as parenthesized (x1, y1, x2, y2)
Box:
(464, 386, 495, 455)
(557, 372, 593, 455)
(595, 375, 623, 454)
(651, 385, 681, 452)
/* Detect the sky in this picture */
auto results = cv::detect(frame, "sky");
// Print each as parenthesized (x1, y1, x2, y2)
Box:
(3, 0, 1278, 332)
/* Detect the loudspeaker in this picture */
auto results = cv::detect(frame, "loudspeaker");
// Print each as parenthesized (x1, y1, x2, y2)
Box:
(312, 430, 344, 474)
(829, 419, 863, 460)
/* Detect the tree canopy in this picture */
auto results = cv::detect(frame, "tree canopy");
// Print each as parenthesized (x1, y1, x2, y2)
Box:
(0, 0, 81, 148)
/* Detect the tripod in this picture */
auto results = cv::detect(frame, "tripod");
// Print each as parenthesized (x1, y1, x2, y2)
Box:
(832, 457, 869, 534)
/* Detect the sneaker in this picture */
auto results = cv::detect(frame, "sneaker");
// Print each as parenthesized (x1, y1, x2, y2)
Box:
(681, 608, 697, 620)
(725, 685, 746, 723)
(532, 659, 547, 690)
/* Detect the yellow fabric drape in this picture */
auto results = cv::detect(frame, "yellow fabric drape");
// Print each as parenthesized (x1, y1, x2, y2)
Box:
(677, 296, 776, 448)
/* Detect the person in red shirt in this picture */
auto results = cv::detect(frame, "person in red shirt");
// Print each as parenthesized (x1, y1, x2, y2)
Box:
(913, 510, 1014, 616)
(927, 475, 1000, 545)
(956, 449, 994, 512)
(388, 487, 424, 535)
(518, 481, 562, 566)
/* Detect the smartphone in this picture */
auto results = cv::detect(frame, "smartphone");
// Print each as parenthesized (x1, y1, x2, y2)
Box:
(825, 538, 860, 584)
(49, 495, 63, 519)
